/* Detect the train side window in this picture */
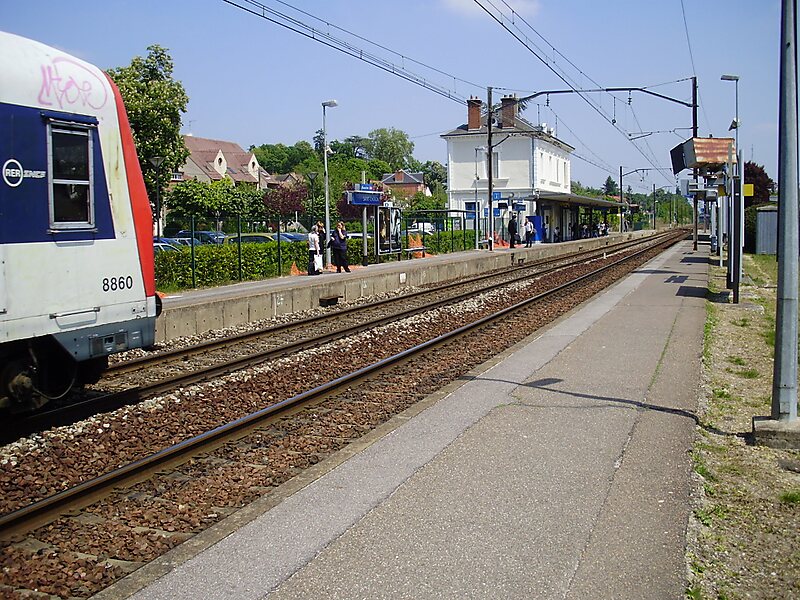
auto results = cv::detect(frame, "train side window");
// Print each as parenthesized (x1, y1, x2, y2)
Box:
(48, 124, 94, 229)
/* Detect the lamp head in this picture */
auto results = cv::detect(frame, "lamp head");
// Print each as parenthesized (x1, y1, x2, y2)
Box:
(728, 118, 741, 131)
(322, 99, 338, 108)
(720, 74, 739, 81)
(149, 156, 165, 168)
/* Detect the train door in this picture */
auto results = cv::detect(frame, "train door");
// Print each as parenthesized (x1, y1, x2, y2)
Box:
(0, 244, 6, 315)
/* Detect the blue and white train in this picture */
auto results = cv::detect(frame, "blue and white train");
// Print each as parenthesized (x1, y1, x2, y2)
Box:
(0, 31, 159, 412)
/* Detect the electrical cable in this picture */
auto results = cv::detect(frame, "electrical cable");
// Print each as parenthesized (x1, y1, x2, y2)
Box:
(258, 0, 487, 93)
(222, 0, 476, 103)
(679, 0, 713, 132)
(474, 0, 676, 186)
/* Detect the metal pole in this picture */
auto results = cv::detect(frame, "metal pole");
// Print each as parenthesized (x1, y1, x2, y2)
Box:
(653, 183, 656, 230)
(734, 182, 740, 302)
(718, 181, 724, 265)
(237, 214, 242, 281)
(190, 216, 196, 289)
(692, 76, 698, 251)
(726, 144, 734, 289)
(772, 0, 798, 421)
(487, 86, 494, 250)
(307, 171, 318, 231)
(361, 207, 368, 266)
(277, 215, 283, 277)
(323, 105, 331, 266)
(475, 148, 479, 250)
(619, 166, 623, 233)
(155, 165, 161, 239)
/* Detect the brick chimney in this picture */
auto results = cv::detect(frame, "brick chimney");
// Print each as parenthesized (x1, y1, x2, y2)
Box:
(467, 97, 482, 130)
(500, 95, 517, 128)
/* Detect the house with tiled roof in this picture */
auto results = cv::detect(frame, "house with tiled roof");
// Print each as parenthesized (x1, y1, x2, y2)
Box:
(380, 169, 430, 201)
(175, 135, 265, 188)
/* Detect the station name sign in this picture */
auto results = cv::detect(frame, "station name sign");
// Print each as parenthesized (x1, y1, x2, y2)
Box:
(348, 183, 383, 206)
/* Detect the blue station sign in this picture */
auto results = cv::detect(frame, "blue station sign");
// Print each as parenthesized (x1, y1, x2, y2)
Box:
(348, 190, 382, 206)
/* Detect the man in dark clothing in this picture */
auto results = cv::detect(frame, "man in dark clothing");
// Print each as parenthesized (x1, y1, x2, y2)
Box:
(508, 215, 518, 248)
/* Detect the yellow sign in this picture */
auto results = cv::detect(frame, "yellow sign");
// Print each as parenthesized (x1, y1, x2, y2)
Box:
(744, 183, 754, 197)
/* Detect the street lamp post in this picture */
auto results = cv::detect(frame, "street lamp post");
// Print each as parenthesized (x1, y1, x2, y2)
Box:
(149, 156, 165, 238)
(322, 99, 338, 266)
(307, 171, 318, 230)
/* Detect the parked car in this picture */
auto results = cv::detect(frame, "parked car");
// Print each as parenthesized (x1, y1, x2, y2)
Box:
(154, 242, 179, 254)
(277, 232, 308, 242)
(154, 236, 183, 246)
(176, 230, 225, 244)
(274, 232, 307, 243)
(224, 233, 274, 244)
(346, 232, 373, 240)
(172, 237, 200, 246)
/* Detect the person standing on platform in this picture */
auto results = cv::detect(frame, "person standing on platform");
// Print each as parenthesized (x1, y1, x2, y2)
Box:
(308, 225, 322, 276)
(524, 218, 534, 247)
(508, 214, 518, 248)
(331, 221, 351, 273)
(553, 226, 560, 243)
(316, 220, 327, 265)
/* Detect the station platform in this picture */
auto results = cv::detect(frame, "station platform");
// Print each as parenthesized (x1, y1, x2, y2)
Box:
(106, 237, 706, 599)
(156, 231, 653, 343)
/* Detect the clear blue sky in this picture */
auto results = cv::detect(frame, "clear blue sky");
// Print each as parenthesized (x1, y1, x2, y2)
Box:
(4, 0, 785, 193)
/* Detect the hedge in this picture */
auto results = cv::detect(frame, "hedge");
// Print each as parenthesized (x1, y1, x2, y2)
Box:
(155, 231, 479, 291)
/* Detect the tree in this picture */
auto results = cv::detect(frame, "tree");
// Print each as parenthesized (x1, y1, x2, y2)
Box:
(365, 128, 415, 171)
(251, 141, 317, 174)
(602, 176, 618, 196)
(743, 161, 775, 208)
(107, 45, 189, 204)
(231, 184, 268, 224)
(420, 160, 447, 191)
(264, 183, 307, 228)
(571, 181, 603, 197)
(251, 143, 290, 173)
(165, 179, 236, 222)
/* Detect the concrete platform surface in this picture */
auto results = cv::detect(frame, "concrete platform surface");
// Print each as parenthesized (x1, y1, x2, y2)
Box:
(119, 239, 706, 600)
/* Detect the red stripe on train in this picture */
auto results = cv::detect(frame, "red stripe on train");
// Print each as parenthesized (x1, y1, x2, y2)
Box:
(105, 74, 156, 298)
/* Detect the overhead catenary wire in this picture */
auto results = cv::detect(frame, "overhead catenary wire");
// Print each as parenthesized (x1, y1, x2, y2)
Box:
(258, 0, 487, 93)
(679, 0, 713, 133)
(224, 0, 673, 188)
(474, 0, 679, 186)
(222, 0, 477, 104)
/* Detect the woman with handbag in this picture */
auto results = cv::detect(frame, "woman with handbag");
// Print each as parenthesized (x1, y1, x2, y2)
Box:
(308, 225, 322, 275)
(331, 221, 351, 273)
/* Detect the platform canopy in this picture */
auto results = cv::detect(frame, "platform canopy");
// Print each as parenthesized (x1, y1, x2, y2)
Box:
(538, 192, 625, 209)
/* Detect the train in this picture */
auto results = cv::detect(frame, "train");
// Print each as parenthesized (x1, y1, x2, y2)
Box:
(0, 31, 159, 412)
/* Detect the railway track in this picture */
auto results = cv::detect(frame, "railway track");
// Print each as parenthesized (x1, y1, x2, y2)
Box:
(2, 231, 680, 445)
(0, 232, 685, 599)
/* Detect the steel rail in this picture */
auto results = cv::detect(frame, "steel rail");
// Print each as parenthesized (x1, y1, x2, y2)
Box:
(0, 231, 684, 539)
(107, 232, 675, 376)
(3, 232, 678, 443)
